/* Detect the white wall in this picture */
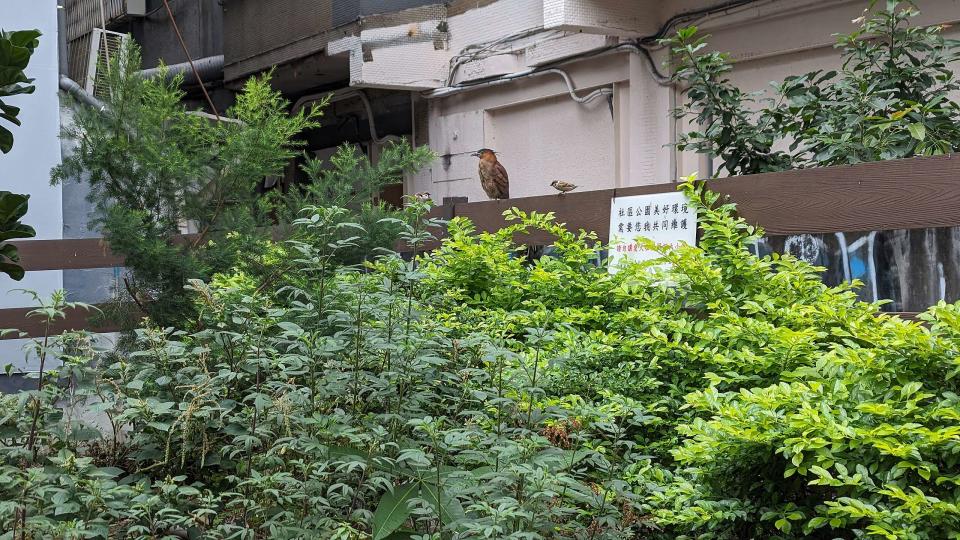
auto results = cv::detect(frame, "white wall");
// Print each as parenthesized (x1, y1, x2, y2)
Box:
(1, 1, 65, 366)
(2, 1, 64, 241)
(485, 91, 614, 198)
(412, 52, 629, 199)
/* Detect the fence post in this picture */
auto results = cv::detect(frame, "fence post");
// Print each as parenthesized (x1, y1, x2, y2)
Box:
(441, 196, 467, 221)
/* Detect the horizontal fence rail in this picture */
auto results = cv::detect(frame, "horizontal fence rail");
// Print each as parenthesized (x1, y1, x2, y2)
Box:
(452, 153, 960, 241)
(5, 153, 960, 336)
(2, 305, 121, 340)
(13, 238, 124, 271)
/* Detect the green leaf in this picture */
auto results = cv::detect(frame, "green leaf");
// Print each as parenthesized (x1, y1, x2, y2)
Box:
(372, 483, 419, 540)
(907, 123, 926, 141)
(901, 381, 922, 399)
(0, 261, 24, 280)
(382, 532, 417, 540)
(420, 482, 466, 526)
(0, 126, 11, 153)
(0, 29, 40, 153)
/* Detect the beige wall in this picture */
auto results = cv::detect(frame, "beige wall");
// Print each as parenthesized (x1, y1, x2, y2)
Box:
(415, 53, 627, 200)
(338, 0, 960, 201)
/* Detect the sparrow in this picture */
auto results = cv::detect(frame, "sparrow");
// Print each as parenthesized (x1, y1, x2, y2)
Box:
(550, 180, 578, 194)
(472, 148, 509, 200)
(413, 191, 431, 202)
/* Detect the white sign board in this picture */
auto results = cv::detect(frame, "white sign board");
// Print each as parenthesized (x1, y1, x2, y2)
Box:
(607, 192, 697, 272)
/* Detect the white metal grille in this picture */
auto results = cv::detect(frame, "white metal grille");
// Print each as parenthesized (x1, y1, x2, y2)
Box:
(85, 28, 128, 100)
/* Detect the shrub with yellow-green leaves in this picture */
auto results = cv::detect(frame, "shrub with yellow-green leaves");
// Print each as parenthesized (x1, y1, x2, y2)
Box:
(5, 179, 960, 539)
(421, 180, 960, 539)
(641, 301, 960, 540)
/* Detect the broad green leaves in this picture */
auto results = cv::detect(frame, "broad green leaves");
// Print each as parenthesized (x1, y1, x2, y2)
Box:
(372, 483, 419, 540)
(0, 191, 36, 280)
(0, 30, 40, 280)
(907, 122, 926, 142)
(419, 481, 466, 527)
(369, 481, 466, 540)
(0, 29, 40, 153)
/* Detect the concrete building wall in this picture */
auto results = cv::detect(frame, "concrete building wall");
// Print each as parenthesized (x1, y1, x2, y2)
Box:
(130, 0, 223, 68)
(331, 0, 442, 27)
(391, 0, 960, 201)
(487, 91, 615, 197)
(414, 52, 627, 199)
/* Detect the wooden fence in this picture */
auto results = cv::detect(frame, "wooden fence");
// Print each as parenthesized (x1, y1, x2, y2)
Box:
(446, 153, 960, 243)
(5, 152, 960, 338)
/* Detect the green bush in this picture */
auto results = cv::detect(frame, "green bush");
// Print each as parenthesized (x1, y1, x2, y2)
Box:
(4, 179, 960, 539)
(51, 39, 432, 329)
(1, 200, 649, 539)
(51, 39, 322, 328)
(667, 1, 960, 176)
(419, 180, 960, 539)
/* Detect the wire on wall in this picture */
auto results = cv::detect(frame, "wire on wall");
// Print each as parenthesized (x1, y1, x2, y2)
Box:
(160, 0, 220, 118)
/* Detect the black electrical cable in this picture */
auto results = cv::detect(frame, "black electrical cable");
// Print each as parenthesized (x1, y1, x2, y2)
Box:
(144, 0, 180, 20)
(432, 0, 764, 94)
(632, 0, 764, 84)
(638, 0, 761, 45)
(160, 0, 220, 118)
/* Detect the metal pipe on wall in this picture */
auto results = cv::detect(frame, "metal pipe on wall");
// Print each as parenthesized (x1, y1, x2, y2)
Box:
(59, 75, 105, 111)
(59, 74, 242, 126)
(138, 54, 224, 85)
(56, 1, 69, 76)
(424, 42, 674, 102)
(290, 89, 400, 146)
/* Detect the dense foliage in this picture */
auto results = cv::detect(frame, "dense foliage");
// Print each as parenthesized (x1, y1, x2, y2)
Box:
(50, 40, 320, 327)
(267, 141, 434, 266)
(51, 40, 431, 328)
(5, 177, 960, 539)
(667, 0, 960, 176)
(0, 29, 40, 280)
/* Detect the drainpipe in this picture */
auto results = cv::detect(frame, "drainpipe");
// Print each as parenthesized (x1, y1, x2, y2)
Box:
(138, 55, 224, 85)
(56, 2, 69, 76)
(59, 74, 243, 126)
(59, 75, 106, 111)
(291, 88, 400, 146)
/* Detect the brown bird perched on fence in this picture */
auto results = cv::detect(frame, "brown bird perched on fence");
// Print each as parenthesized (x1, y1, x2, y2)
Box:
(550, 180, 578, 194)
(472, 148, 509, 200)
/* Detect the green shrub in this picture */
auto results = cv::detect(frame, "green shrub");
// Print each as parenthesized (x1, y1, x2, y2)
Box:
(1, 200, 650, 539)
(5, 178, 960, 538)
(51, 39, 322, 328)
(417, 179, 960, 539)
(667, 1, 960, 175)
(51, 39, 432, 330)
